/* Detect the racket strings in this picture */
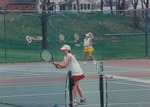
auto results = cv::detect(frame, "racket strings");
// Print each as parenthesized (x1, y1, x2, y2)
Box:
(41, 50, 53, 62)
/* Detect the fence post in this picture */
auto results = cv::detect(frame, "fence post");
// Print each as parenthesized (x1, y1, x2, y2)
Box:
(145, 9, 148, 58)
(3, 10, 7, 63)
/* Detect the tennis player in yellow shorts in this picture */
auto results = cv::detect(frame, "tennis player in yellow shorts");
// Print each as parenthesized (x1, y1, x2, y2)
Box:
(83, 33, 96, 64)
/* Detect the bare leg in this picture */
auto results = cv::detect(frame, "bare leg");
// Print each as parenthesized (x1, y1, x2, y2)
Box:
(73, 81, 78, 101)
(77, 82, 84, 98)
(88, 52, 95, 61)
(83, 52, 88, 61)
(73, 81, 84, 101)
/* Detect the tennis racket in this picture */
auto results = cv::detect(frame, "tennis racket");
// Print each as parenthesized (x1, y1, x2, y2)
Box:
(59, 34, 65, 41)
(88, 32, 94, 39)
(74, 33, 79, 42)
(26, 36, 32, 43)
(40, 50, 54, 62)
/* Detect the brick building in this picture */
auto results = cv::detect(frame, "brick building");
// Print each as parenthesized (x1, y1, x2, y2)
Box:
(7, 0, 37, 11)
(0, 0, 8, 9)
(0, 0, 93, 13)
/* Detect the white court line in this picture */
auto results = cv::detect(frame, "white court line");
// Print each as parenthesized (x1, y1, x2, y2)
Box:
(0, 82, 65, 88)
(0, 93, 64, 98)
(105, 88, 150, 92)
(0, 91, 99, 98)
(105, 66, 150, 71)
(1, 70, 42, 76)
(107, 102, 150, 105)
(0, 69, 67, 78)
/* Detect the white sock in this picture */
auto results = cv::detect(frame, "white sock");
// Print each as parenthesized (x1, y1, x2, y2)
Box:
(74, 99, 77, 102)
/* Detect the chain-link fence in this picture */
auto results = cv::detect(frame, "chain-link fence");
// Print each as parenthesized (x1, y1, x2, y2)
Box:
(101, 9, 150, 60)
(0, 9, 150, 63)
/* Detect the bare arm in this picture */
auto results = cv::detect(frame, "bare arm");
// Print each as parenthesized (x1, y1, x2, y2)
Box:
(89, 39, 92, 46)
(51, 55, 71, 69)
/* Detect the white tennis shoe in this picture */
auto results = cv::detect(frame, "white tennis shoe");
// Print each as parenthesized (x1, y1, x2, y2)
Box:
(82, 62, 87, 65)
(93, 60, 97, 64)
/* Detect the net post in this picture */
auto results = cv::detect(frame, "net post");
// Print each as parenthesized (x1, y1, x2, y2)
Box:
(68, 71, 73, 107)
(144, 8, 148, 58)
(99, 62, 104, 107)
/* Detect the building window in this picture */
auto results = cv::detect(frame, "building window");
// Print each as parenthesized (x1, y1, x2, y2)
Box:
(80, 4, 83, 10)
(14, 5, 19, 10)
(32, 4, 36, 9)
(73, 4, 76, 10)
(40, 5, 42, 10)
(84, 4, 86, 10)
(87, 4, 90, 10)
(25, 5, 29, 9)
(60, 5, 65, 10)
(68, 4, 72, 10)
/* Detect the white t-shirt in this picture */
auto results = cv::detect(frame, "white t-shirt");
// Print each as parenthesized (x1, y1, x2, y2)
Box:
(63, 53, 83, 76)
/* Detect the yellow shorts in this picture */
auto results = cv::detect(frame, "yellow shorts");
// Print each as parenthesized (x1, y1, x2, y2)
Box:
(84, 47, 94, 53)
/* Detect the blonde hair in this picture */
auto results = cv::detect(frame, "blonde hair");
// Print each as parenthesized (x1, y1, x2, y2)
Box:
(85, 33, 89, 37)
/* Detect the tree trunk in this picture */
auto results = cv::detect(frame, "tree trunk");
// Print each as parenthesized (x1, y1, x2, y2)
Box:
(132, 0, 139, 28)
(109, 0, 113, 15)
(76, 0, 80, 13)
(143, 0, 149, 8)
(141, 0, 144, 18)
(101, 0, 104, 14)
(41, 0, 48, 49)
(116, 0, 121, 14)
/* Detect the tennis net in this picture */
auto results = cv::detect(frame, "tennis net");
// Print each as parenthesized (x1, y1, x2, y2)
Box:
(103, 73, 150, 107)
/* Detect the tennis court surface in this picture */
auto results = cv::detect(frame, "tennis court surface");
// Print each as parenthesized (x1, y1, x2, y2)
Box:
(0, 59, 150, 107)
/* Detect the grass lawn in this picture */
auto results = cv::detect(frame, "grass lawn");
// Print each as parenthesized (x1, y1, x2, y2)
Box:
(0, 12, 150, 63)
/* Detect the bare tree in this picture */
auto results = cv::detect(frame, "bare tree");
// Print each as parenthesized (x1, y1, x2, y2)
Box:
(109, 0, 113, 15)
(40, 0, 49, 49)
(100, 0, 104, 14)
(116, 0, 126, 15)
(76, 0, 80, 13)
(40, 0, 80, 49)
(141, 0, 144, 9)
(132, 0, 138, 16)
(143, 0, 149, 22)
(143, 0, 149, 8)
(141, 0, 144, 18)
(132, 0, 138, 9)
(116, 0, 121, 14)
(132, 0, 140, 28)
(121, 0, 126, 15)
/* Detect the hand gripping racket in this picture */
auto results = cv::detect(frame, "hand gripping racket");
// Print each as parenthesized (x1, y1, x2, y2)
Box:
(40, 50, 54, 62)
